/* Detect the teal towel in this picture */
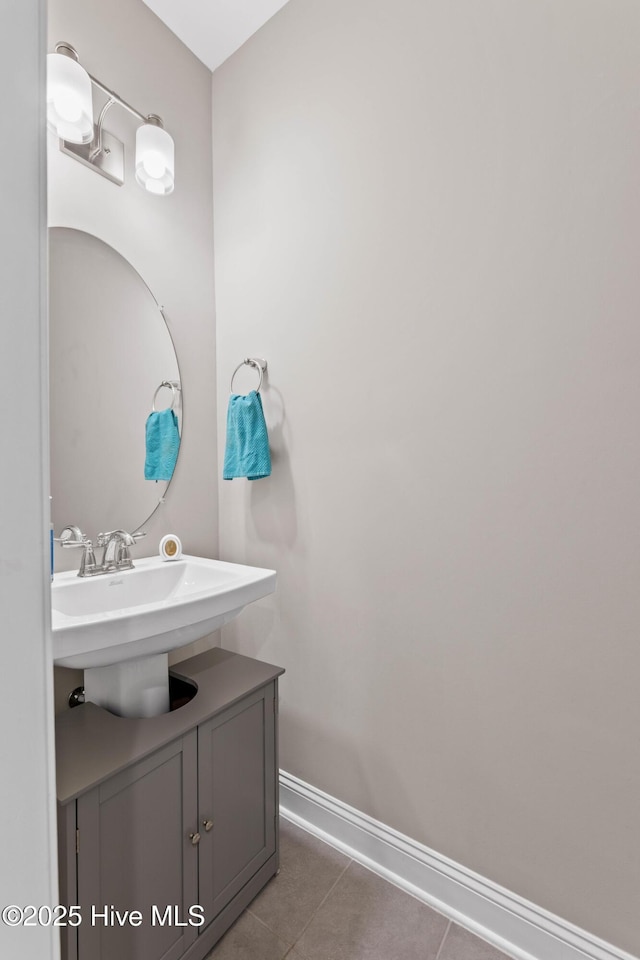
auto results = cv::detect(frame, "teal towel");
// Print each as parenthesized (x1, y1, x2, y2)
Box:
(223, 391, 271, 480)
(145, 408, 180, 481)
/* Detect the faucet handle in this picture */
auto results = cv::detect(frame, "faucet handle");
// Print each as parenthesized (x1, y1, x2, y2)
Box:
(117, 531, 144, 571)
(56, 524, 89, 546)
(56, 526, 97, 577)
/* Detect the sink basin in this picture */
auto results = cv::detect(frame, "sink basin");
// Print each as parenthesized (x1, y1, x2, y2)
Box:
(52, 555, 276, 717)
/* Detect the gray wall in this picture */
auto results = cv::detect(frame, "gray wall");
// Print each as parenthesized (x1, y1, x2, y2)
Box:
(213, 0, 640, 954)
(0, 1, 59, 956)
(48, 0, 219, 707)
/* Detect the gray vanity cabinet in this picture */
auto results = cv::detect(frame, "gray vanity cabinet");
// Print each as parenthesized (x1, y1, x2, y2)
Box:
(76, 734, 199, 960)
(56, 649, 284, 960)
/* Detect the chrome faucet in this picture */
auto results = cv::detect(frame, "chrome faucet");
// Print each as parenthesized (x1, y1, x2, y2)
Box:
(97, 530, 138, 573)
(56, 525, 145, 577)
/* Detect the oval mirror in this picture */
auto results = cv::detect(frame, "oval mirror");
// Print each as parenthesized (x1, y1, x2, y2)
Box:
(49, 228, 181, 537)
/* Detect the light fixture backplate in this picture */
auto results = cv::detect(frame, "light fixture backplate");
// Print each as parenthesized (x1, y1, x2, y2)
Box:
(60, 125, 124, 186)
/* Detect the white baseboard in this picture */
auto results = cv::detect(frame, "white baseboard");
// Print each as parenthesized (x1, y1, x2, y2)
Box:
(279, 771, 637, 960)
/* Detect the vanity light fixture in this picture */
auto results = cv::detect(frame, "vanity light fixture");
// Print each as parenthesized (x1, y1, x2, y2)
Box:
(47, 43, 175, 195)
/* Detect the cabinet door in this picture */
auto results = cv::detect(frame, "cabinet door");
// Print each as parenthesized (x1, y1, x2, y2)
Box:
(76, 733, 199, 960)
(197, 682, 277, 925)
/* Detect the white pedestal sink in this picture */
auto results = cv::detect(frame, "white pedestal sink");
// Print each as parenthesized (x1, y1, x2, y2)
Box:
(51, 555, 276, 718)
(83, 653, 172, 718)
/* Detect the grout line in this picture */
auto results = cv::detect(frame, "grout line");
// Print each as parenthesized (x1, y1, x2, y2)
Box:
(291, 857, 354, 949)
(434, 919, 453, 960)
(245, 906, 294, 948)
(246, 855, 353, 956)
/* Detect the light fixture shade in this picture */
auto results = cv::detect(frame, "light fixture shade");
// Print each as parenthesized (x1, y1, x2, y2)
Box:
(47, 53, 94, 144)
(135, 123, 175, 196)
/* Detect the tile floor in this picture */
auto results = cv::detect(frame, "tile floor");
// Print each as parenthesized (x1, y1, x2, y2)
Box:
(206, 818, 514, 960)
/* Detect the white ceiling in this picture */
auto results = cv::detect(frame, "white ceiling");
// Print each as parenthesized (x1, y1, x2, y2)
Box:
(142, 0, 292, 72)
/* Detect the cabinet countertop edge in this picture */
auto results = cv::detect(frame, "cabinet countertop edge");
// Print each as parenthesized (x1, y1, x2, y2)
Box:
(56, 647, 285, 805)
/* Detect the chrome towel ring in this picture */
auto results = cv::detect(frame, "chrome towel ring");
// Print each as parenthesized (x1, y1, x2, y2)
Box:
(153, 380, 181, 412)
(230, 358, 268, 394)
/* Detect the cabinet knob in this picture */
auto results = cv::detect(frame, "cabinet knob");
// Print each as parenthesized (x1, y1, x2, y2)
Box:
(189, 832, 201, 846)
(203, 819, 213, 832)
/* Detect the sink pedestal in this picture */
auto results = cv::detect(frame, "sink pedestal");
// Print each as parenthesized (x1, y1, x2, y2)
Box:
(84, 652, 170, 718)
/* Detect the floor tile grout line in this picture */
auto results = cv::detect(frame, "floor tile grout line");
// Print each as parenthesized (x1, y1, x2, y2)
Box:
(245, 852, 353, 951)
(291, 857, 355, 950)
(244, 905, 295, 948)
(434, 919, 453, 960)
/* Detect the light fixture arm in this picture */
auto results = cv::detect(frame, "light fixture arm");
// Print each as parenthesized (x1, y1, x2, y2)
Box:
(86, 74, 163, 129)
(89, 97, 116, 161)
